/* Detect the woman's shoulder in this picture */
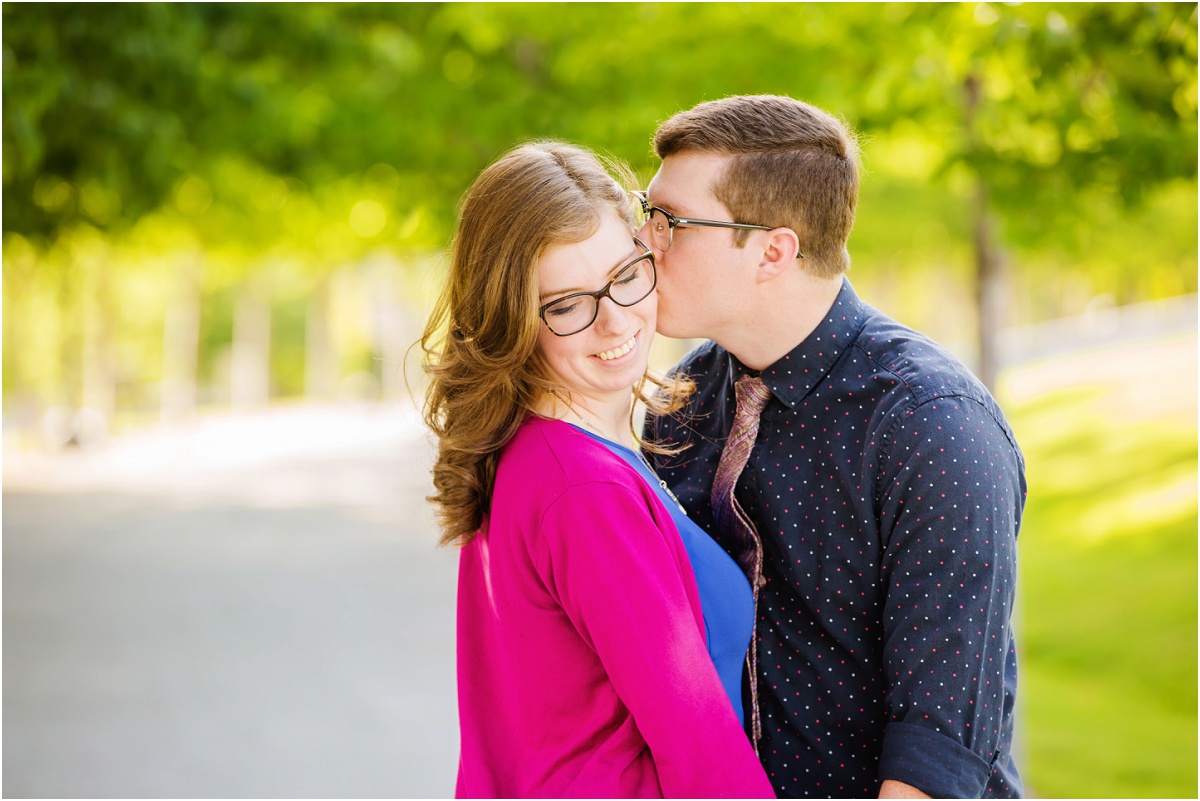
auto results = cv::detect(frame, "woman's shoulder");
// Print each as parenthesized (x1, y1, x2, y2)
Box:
(501, 415, 632, 491)
(492, 416, 664, 546)
(496, 416, 684, 555)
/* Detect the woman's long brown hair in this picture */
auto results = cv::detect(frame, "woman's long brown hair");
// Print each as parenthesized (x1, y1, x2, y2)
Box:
(421, 142, 691, 547)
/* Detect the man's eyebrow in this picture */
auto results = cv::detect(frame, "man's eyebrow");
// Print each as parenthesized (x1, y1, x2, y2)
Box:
(646, 195, 691, 217)
(538, 244, 642, 302)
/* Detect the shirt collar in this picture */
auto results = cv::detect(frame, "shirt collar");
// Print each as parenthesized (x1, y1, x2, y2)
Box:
(725, 278, 866, 409)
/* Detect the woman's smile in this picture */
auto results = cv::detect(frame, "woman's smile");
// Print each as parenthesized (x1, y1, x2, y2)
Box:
(594, 331, 639, 362)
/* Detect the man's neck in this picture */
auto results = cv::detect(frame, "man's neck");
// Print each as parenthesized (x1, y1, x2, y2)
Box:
(715, 275, 844, 372)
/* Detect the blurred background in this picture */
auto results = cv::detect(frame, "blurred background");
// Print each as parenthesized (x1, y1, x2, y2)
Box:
(3, 3, 1196, 797)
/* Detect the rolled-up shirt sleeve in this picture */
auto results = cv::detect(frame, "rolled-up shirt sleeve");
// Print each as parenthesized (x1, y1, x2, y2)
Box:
(535, 480, 774, 799)
(875, 396, 1024, 798)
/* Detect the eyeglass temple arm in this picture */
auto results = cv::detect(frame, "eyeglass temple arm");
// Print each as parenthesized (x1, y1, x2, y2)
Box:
(637, 193, 804, 258)
(676, 219, 805, 259)
(676, 218, 772, 232)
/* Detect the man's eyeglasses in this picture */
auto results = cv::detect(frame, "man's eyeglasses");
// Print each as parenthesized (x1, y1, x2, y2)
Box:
(538, 238, 657, 337)
(632, 191, 802, 258)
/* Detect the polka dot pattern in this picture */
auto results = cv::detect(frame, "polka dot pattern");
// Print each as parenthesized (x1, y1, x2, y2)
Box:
(646, 281, 1026, 798)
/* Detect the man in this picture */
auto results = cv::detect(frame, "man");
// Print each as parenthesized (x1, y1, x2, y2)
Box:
(640, 95, 1025, 798)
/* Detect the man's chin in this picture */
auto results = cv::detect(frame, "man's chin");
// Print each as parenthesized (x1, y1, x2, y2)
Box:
(654, 316, 692, 340)
(655, 302, 710, 340)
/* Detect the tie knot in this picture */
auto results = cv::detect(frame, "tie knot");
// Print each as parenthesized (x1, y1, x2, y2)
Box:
(734, 375, 772, 416)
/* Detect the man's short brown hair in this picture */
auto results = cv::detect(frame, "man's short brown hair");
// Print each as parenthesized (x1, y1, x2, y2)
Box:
(654, 95, 860, 277)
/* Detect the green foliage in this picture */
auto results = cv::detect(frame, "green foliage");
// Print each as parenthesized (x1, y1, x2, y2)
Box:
(1006, 340, 1198, 798)
(4, 4, 209, 236)
(2, 3, 1196, 406)
(8, 3, 1194, 248)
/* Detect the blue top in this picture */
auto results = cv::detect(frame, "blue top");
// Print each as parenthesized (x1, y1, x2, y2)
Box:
(573, 427, 754, 723)
(645, 278, 1026, 799)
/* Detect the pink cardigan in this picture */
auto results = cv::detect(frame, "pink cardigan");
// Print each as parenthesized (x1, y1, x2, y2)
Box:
(455, 416, 773, 798)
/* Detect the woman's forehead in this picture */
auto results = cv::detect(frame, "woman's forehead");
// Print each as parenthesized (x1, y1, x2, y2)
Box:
(537, 215, 638, 292)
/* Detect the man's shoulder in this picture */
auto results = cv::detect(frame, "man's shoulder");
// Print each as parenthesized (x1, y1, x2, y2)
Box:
(850, 303, 1022, 460)
(852, 304, 991, 408)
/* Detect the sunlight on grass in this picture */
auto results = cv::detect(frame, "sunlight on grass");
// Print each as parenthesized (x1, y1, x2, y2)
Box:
(1003, 336, 1198, 798)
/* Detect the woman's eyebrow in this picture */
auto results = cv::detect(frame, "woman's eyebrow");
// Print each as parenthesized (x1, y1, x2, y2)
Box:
(538, 245, 641, 302)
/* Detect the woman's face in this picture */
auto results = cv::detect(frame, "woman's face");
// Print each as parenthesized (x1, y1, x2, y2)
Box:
(535, 211, 658, 410)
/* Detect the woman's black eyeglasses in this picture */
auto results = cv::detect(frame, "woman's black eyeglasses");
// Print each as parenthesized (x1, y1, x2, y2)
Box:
(538, 238, 656, 337)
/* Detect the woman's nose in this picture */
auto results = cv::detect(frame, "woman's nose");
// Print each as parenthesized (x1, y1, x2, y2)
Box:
(592, 295, 629, 335)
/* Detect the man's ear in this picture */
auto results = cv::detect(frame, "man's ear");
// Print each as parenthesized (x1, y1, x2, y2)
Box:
(755, 227, 802, 285)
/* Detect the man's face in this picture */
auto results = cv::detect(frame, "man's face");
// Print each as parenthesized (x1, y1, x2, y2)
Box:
(641, 151, 755, 340)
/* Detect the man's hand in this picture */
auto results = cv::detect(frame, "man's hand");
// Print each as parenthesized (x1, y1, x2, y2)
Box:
(879, 779, 931, 799)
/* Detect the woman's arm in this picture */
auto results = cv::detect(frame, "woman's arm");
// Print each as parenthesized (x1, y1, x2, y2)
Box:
(536, 480, 774, 798)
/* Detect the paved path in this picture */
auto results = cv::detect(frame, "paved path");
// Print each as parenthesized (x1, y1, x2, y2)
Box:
(4, 404, 459, 798)
(5, 315, 1195, 798)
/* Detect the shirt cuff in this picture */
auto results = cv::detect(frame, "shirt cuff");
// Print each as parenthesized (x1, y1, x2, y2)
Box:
(879, 721, 991, 798)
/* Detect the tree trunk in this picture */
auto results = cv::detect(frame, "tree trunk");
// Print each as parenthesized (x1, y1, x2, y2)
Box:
(972, 184, 1005, 392)
(376, 293, 409, 403)
(59, 272, 83, 411)
(161, 253, 201, 422)
(80, 254, 116, 445)
(305, 277, 338, 401)
(964, 72, 1006, 392)
(82, 258, 115, 415)
(365, 257, 406, 403)
(231, 275, 272, 410)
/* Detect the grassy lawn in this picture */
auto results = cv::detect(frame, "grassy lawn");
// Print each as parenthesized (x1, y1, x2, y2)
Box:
(1002, 336, 1198, 798)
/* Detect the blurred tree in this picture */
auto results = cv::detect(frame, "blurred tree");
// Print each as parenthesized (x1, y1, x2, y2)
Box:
(842, 2, 1198, 386)
(358, 2, 1198, 387)
(5, 4, 205, 237)
(3, 3, 1195, 413)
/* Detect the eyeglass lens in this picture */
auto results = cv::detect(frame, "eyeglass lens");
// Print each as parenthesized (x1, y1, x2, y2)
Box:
(632, 194, 673, 252)
(645, 209, 674, 252)
(541, 255, 656, 336)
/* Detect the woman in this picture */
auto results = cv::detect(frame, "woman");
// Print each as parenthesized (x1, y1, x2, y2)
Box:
(422, 141, 772, 798)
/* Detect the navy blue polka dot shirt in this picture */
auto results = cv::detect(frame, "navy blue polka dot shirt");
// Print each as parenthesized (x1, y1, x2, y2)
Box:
(645, 280, 1025, 798)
